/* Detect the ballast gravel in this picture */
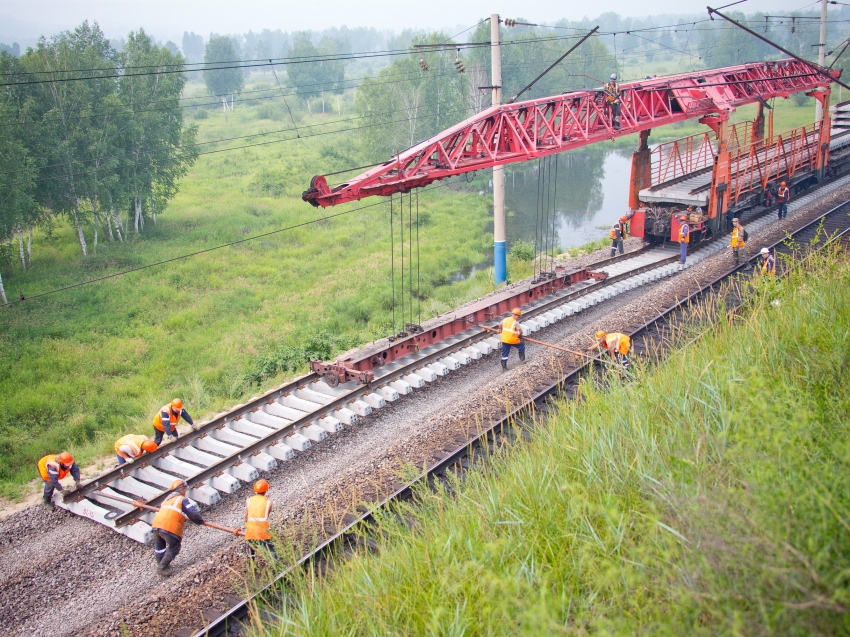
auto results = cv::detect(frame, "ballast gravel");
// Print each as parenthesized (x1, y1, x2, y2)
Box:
(2, 182, 849, 637)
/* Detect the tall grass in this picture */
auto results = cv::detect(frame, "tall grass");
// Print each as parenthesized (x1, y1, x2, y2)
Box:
(250, 247, 850, 636)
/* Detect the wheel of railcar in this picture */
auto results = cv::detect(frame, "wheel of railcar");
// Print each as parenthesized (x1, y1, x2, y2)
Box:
(325, 370, 340, 388)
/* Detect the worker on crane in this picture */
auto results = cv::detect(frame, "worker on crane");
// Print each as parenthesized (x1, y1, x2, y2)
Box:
(731, 218, 748, 265)
(776, 181, 790, 220)
(604, 73, 621, 130)
(757, 247, 776, 275)
(677, 214, 690, 267)
(37, 451, 82, 507)
(114, 434, 158, 466)
(151, 479, 205, 576)
(588, 331, 631, 368)
(499, 308, 525, 371)
(245, 479, 275, 559)
(152, 398, 194, 445)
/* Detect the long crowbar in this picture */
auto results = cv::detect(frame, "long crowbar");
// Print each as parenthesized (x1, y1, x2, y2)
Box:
(94, 492, 243, 536)
(479, 325, 607, 364)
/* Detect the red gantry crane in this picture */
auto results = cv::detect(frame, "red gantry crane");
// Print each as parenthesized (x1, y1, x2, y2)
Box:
(303, 59, 836, 236)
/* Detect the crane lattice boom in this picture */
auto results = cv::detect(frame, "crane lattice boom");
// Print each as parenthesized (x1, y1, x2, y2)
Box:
(303, 59, 838, 207)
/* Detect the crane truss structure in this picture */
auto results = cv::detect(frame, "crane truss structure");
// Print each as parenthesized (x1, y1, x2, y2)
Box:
(303, 59, 838, 208)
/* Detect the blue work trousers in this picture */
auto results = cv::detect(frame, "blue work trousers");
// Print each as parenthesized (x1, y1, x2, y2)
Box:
(501, 342, 525, 360)
(679, 241, 688, 263)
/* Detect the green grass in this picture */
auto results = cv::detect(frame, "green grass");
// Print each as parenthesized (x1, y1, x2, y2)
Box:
(250, 246, 850, 636)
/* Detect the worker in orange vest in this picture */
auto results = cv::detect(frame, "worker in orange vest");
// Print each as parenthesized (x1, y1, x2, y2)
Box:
(152, 398, 194, 445)
(114, 434, 158, 466)
(776, 181, 790, 219)
(604, 73, 621, 129)
(588, 330, 632, 368)
(38, 451, 82, 507)
(499, 308, 525, 371)
(677, 214, 690, 267)
(730, 218, 747, 265)
(151, 479, 205, 576)
(245, 479, 275, 559)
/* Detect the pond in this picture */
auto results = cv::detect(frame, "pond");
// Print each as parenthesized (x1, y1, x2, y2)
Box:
(502, 146, 634, 251)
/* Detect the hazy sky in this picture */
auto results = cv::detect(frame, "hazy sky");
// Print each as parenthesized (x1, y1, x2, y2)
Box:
(0, 0, 825, 47)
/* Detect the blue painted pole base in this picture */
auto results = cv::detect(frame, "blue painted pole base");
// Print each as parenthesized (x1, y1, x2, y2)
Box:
(494, 241, 507, 285)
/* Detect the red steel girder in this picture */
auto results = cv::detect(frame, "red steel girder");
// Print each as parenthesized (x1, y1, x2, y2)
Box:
(303, 59, 839, 207)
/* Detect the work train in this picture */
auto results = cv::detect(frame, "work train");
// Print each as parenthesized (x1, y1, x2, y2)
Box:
(626, 102, 850, 246)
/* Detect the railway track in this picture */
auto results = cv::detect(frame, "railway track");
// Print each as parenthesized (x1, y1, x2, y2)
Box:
(60, 171, 850, 545)
(184, 193, 850, 637)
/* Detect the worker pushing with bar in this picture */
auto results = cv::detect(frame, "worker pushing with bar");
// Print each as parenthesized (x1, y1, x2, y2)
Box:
(499, 308, 526, 371)
(588, 330, 631, 368)
(152, 398, 194, 445)
(37, 451, 81, 508)
(151, 479, 205, 576)
(245, 479, 276, 559)
(114, 434, 157, 466)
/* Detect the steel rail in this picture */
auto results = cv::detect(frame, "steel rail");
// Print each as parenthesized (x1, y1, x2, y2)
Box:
(189, 198, 850, 637)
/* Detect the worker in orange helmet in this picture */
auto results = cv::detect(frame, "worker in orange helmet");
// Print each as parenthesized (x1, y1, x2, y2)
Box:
(152, 398, 194, 445)
(37, 451, 81, 508)
(588, 330, 632, 368)
(245, 479, 276, 559)
(114, 434, 158, 466)
(776, 181, 790, 220)
(610, 215, 629, 256)
(498, 308, 525, 371)
(676, 214, 690, 267)
(151, 479, 205, 576)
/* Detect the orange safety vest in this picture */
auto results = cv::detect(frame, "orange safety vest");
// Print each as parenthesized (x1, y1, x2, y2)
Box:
(604, 81, 620, 104)
(501, 316, 522, 345)
(731, 226, 746, 248)
(114, 434, 147, 457)
(777, 186, 790, 202)
(152, 494, 189, 537)
(678, 222, 690, 244)
(37, 454, 70, 482)
(760, 253, 776, 275)
(153, 404, 182, 432)
(245, 495, 272, 541)
(603, 333, 631, 355)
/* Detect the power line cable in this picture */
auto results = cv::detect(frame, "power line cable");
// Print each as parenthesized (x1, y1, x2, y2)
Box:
(2, 176, 463, 307)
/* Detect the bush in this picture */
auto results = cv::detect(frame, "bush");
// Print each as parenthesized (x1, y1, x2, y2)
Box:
(508, 239, 536, 262)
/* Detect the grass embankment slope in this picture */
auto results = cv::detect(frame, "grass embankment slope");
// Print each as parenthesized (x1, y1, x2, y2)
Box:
(254, 248, 850, 636)
(0, 86, 494, 498)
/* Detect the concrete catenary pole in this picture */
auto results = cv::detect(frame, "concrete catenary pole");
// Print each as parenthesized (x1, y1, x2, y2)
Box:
(491, 13, 507, 285)
(817, 0, 828, 122)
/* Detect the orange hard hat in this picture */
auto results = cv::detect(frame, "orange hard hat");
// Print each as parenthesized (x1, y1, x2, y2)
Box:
(171, 398, 183, 410)
(171, 479, 188, 490)
(253, 479, 269, 494)
(58, 451, 74, 466)
(619, 216, 628, 222)
(678, 215, 687, 220)
(511, 308, 522, 316)
(780, 181, 786, 186)
(141, 440, 158, 453)
(596, 330, 606, 339)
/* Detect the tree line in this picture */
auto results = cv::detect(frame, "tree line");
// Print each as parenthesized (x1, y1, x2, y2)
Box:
(0, 22, 198, 304)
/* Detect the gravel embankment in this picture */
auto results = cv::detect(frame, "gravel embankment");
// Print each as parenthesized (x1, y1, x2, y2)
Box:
(2, 183, 848, 637)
